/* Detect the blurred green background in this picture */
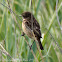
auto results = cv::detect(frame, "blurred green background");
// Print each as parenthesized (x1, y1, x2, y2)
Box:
(0, 0, 62, 62)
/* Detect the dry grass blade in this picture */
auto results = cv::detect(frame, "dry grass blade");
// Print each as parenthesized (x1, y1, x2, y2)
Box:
(31, 0, 33, 31)
(56, 0, 62, 33)
(0, 44, 12, 59)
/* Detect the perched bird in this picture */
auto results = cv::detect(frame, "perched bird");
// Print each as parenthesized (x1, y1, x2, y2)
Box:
(21, 12, 44, 50)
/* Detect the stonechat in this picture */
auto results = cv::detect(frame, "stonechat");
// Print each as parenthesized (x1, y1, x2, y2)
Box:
(21, 12, 44, 50)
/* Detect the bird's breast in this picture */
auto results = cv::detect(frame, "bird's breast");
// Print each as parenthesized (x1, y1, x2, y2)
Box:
(22, 21, 33, 39)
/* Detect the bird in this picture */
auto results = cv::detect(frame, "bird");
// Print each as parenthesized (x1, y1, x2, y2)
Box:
(21, 11, 44, 50)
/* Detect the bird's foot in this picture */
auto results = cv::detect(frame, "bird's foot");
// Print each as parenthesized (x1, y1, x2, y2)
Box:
(21, 32, 25, 36)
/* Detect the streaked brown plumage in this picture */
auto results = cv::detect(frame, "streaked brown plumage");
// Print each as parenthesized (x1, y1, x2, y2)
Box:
(22, 12, 44, 50)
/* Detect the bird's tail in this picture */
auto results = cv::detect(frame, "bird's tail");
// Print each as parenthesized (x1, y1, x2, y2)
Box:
(38, 41, 44, 50)
(36, 37, 44, 50)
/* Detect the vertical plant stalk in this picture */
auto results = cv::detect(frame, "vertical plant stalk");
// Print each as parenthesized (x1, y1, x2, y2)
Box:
(32, 33, 44, 62)
(54, 44, 60, 62)
(31, 0, 33, 31)
(56, 0, 62, 33)
(46, 41, 52, 55)
(31, 0, 44, 61)
(0, 49, 2, 62)
(7, 0, 10, 8)
(7, 0, 17, 58)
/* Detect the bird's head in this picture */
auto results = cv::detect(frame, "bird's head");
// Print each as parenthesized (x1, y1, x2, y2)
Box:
(21, 12, 34, 19)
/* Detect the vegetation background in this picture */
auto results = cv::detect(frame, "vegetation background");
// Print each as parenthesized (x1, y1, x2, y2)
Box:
(0, 0, 62, 62)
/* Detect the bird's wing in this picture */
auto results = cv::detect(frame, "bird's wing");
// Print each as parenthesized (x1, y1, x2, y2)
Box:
(24, 19, 42, 38)
(25, 21, 32, 30)
(33, 19, 42, 38)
